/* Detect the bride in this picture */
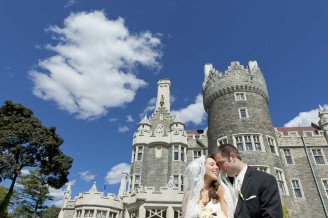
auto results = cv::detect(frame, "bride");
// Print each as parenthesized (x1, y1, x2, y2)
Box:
(182, 155, 234, 218)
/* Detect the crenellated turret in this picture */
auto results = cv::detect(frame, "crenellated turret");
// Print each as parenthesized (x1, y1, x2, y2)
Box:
(203, 61, 268, 113)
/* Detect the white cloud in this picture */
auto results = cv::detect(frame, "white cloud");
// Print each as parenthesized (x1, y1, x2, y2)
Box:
(105, 163, 130, 184)
(29, 11, 162, 120)
(79, 171, 95, 182)
(64, 0, 77, 8)
(118, 125, 129, 133)
(109, 118, 119, 122)
(126, 115, 134, 122)
(284, 105, 328, 127)
(20, 169, 30, 176)
(172, 94, 206, 125)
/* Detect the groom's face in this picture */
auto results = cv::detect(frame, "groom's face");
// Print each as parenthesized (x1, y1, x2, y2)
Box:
(213, 152, 236, 177)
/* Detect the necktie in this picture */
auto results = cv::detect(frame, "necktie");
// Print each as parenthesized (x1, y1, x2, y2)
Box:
(234, 178, 240, 207)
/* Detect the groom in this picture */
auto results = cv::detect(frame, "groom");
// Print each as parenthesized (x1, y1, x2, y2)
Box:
(212, 143, 283, 218)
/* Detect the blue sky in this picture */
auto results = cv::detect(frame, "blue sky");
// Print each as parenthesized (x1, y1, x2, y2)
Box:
(1, 0, 328, 206)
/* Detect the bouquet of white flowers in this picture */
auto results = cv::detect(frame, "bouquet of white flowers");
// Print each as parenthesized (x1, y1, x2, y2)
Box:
(198, 199, 228, 218)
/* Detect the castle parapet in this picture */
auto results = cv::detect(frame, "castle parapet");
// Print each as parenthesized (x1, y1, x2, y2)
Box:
(203, 61, 269, 112)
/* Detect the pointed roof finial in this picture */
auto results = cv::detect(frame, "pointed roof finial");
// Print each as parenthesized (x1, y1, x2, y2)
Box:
(89, 182, 97, 192)
(319, 104, 325, 113)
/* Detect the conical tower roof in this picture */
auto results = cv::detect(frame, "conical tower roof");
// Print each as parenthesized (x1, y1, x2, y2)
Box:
(172, 113, 184, 125)
(139, 115, 151, 126)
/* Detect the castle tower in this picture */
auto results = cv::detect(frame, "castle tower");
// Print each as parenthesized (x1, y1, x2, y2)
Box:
(130, 79, 187, 192)
(203, 61, 283, 169)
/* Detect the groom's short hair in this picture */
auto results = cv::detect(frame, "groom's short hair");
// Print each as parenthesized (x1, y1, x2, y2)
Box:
(213, 143, 242, 160)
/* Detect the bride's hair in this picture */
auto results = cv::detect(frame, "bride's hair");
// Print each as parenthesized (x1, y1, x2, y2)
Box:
(209, 180, 219, 200)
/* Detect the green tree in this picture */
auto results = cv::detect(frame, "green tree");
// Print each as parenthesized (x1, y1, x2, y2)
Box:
(0, 100, 73, 217)
(40, 205, 60, 218)
(15, 169, 53, 218)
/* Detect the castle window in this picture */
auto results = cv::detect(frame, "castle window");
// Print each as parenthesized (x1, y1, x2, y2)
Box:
(76, 210, 82, 217)
(134, 175, 140, 191)
(129, 175, 132, 192)
(283, 149, 293, 165)
(129, 210, 139, 218)
(254, 135, 261, 151)
(233, 134, 263, 152)
(234, 92, 247, 101)
(238, 107, 248, 119)
(245, 135, 253, 150)
(291, 179, 303, 198)
(84, 210, 94, 217)
(181, 147, 185, 161)
(173, 175, 179, 187)
(217, 136, 228, 145)
(174, 208, 182, 218)
(96, 210, 107, 218)
(180, 175, 184, 191)
(108, 212, 117, 218)
(193, 150, 202, 159)
(275, 168, 288, 195)
(146, 208, 167, 218)
(137, 146, 143, 161)
(235, 136, 244, 151)
(267, 137, 278, 155)
(312, 149, 326, 165)
(174, 146, 179, 160)
(322, 179, 328, 198)
(173, 145, 186, 161)
(173, 175, 184, 191)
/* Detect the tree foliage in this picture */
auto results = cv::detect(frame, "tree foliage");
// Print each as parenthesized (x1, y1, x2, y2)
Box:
(0, 100, 73, 217)
(15, 169, 54, 217)
(40, 205, 61, 218)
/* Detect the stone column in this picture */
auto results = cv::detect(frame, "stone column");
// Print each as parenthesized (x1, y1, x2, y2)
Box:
(167, 206, 175, 217)
(139, 206, 146, 217)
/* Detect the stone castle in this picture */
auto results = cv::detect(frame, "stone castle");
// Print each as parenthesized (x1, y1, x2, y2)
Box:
(59, 61, 328, 218)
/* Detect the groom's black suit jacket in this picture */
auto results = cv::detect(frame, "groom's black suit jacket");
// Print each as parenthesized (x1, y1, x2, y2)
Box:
(234, 167, 283, 218)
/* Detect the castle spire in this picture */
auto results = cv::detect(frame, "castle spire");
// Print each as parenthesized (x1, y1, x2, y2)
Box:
(155, 79, 171, 112)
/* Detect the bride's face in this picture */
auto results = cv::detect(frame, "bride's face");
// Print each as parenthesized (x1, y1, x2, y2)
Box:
(205, 157, 219, 181)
